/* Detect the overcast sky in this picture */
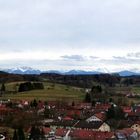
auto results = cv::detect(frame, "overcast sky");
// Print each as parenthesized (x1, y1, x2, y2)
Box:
(0, 0, 140, 72)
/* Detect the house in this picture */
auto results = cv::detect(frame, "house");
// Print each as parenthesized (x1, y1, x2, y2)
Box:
(70, 129, 115, 140)
(94, 103, 111, 112)
(99, 122, 111, 132)
(115, 128, 139, 140)
(74, 121, 111, 132)
(47, 120, 78, 129)
(43, 127, 68, 139)
(0, 107, 15, 119)
(126, 112, 140, 121)
(38, 127, 115, 140)
(66, 109, 81, 117)
(130, 121, 140, 134)
(122, 106, 132, 113)
(78, 103, 92, 109)
(86, 112, 106, 122)
(63, 116, 73, 121)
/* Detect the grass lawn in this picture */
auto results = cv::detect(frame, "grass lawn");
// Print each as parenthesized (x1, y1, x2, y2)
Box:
(132, 86, 140, 94)
(0, 82, 85, 102)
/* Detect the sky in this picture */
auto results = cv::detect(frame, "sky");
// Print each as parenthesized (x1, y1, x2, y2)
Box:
(0, 0, 140, 72)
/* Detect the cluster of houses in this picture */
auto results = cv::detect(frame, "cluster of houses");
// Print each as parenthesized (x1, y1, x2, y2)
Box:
(0, 99, 140, 139)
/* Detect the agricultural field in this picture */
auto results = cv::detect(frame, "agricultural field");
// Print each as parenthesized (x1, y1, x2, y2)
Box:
(0, 82, 85, 102)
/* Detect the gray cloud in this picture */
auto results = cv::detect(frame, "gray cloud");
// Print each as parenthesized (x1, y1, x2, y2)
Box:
(0, 0, 140, 50)
(89, 56, 99, 59)
(127, 52, 140, 58)
(113, 56, 125, 59)
(61, 55, 85, 61)
(112, 56, 140, 64)
(1, 55, 140, 72)
(0, 0, 140, 71)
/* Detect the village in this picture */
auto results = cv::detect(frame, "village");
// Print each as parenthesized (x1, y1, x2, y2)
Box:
(0, 97, 139, 140)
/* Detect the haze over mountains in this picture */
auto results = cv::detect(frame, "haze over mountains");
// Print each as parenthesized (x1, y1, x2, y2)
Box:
(1, 67, 140, 76)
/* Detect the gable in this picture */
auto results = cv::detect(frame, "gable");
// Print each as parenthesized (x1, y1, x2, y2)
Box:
(86, 115, 102, 122)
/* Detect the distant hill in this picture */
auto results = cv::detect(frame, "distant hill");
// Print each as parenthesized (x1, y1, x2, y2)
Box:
(64, 70, 101, 75)
(117, 70, 140, 76)
(0, 71, 8, 74)
(3, 68, 101, 75)
(2, 67, 140, 76)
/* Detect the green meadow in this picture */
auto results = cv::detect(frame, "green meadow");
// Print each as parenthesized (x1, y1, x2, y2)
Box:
(0, 82, 85, 102)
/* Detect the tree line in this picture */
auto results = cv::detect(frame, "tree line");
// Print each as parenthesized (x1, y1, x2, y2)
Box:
(18, 82, 44, 92)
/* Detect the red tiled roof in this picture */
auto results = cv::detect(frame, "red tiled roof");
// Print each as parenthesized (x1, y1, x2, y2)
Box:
(28, 127, 115, 139)
(63, 116, 73, 121)
(127, 112, 138, 116)
(70, 129, 114, 140)
(43, 127, 68, 136)
(55, 128, 67, 136)
(66, 110, 81, 117)
(135, 108, 140, 113)
(42, 127, 51, 134)
(134, 121, 140, 125)
(95, 104, 111, 111)
(94, 112, 106, 121)
(122, 106, 132, 113)
(38, 102, 45, 109)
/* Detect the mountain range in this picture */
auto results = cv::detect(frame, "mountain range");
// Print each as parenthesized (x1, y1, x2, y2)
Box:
(2, 67, 140, 76)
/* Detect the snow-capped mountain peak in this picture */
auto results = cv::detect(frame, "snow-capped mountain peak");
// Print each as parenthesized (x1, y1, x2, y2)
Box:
(11, 67, 34, 72)
(1, 67, 140, 76)
(96, 68, 110, 73)
(4, 67, 41, 75)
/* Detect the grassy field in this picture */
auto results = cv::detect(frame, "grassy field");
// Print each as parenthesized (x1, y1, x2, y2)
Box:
(0, 82, 85, 102)
(132, 86, 140, 94)
(1, 81, 140, 103)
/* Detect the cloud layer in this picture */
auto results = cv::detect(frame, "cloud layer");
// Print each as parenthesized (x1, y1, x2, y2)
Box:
(0, 0, 140, 71)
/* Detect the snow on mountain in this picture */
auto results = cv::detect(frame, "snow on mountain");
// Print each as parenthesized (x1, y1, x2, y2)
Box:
(64, 70, 101, 75)
(2, 67, 140, 76)
(95, 68, 111, 73)
(4, 67, 41, 75)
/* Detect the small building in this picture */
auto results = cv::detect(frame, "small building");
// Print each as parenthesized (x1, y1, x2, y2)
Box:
(131, 121, 140, 135)
(115, 128, 139, 140)
(74, 121, 111, 132)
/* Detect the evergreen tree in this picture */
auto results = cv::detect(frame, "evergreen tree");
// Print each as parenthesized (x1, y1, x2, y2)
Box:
(44, 101, 48, 106)
(107, 105, 125, 120)
(115, 106, 125, 120)
(29, 126, 36, 140)
(40, 127, 45, 139)
(1, 83, 5, 95)
(91, 85, 102, 93)
(29, 126, 41, 140)
(72, 101, 75, 106)
(44, 108, 51, 118)
(12, 130, 18, 140)
(17, 127, 25, 140)
(85, 93, 91, 103)
(92, 100, 96, 106)
(107, 105, 115, 119)
(109, 98, 113, 103)
(33, 99, 38, 108)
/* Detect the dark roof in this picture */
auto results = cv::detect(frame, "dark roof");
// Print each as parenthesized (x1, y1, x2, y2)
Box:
(74, 121, 103, 129)
(47, 120, 78, 127)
